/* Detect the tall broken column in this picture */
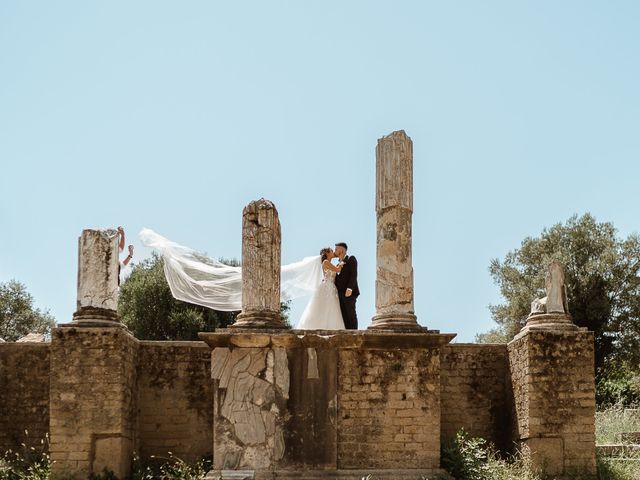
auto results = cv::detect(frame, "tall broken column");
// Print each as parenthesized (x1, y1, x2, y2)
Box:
(232, 198, 287, 329)
(370, 130, 423, 332)
(51, 228, 137, 479)
(72, 228, 120, 325)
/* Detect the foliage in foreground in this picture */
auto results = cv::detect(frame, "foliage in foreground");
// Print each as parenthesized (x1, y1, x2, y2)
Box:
(129, 453, 210, 480)
(0, 280, 56, 342)
(441, 429, 542, 480)
(595, 404, 640, 445)
(442, 411, 640, 480)
(1, 447, 211, 480)
(0, 435, 50, 480)
(597, 452, 640, 480)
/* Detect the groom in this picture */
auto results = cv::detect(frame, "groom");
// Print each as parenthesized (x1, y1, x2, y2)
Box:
(334, 242, 360, 330)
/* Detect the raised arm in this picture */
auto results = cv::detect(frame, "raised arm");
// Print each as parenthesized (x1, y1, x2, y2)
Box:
(117, 226, 125, 252)
(123, 245, 134, 266)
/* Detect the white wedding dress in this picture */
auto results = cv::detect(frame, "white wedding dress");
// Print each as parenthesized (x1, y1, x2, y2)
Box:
(296, 266, 345, 330)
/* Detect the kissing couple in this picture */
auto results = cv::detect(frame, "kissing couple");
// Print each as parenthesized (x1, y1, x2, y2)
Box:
(295, 242, 360, 330)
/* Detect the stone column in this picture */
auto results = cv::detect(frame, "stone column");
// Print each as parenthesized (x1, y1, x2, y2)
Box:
(72, 229, 120, 326)
(232, 199, 286, 329)
(370, 130, 422, 332)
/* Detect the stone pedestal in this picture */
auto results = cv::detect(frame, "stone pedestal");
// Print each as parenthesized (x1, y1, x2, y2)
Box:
(49, 326, 138, 479)
(370, 131, 422, 332)
(232, 199, 286, 330)
(508, 328, 596, 478)
(72, 229, 120, 326)
(200, 331, 454, 479)
(521, 312, 579, 333)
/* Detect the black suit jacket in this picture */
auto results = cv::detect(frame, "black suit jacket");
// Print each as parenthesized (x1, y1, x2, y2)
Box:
(335, 255, 360, 298)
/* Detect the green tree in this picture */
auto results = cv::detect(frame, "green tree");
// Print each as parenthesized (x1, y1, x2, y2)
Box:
(0, 280, 56, 341)
(478, 214, 640, 376)
(118, 253, 291, 340)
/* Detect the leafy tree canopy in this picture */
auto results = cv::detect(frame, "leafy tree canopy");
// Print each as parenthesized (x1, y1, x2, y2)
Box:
(0, 280, 56, 341)
(478, 213, 640, 375)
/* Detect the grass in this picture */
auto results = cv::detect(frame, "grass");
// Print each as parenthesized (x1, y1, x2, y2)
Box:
(596, 405, 640, 445)
(0, 448, 210, 480)
(596, 452, 640, 480)
(595, 405, 640, 480)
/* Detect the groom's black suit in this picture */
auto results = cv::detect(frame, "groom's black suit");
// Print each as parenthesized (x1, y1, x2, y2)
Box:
(335, 255, 359, 330)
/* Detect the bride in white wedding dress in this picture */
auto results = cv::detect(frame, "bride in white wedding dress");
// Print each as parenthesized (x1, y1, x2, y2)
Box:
(296, 247, 345, 330)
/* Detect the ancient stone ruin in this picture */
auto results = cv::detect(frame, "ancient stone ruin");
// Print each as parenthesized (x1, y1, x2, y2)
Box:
(0, 131, 596, 479)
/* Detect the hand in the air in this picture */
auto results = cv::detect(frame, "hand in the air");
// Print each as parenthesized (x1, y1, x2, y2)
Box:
(128, 245, 134, 256)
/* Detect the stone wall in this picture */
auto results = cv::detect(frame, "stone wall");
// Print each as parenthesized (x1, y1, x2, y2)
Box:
(0, 328, 596, 478)
(49, 327, 138, 479)
(337, 348, 441, 469)
(137, 342, 213, 464)
(508, 330, 596, 476)
(0, 343, 50, 455)
(440, 344, 510, 450)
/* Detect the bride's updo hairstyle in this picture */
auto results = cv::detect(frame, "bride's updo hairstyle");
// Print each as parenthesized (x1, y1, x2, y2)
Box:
(320, 247, 332, 262)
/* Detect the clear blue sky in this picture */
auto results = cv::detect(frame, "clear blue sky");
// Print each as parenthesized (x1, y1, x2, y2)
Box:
(1, 2, 639, 341)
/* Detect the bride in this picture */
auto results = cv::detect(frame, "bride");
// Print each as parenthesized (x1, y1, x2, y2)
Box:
(296, 247, 345, 330)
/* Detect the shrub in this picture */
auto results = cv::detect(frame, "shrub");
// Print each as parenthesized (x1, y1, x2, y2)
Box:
(441, 429, 491, 480)
(131, 453, 210, 480)
(0, 431, 50, 480)
(597, 362, 640, 407)
(441, 429, 544, 480)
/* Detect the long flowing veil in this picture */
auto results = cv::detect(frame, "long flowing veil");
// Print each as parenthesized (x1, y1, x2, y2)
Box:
(139, 228, 323, 311)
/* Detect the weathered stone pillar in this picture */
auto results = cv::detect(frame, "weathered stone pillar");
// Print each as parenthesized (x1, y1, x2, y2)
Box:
(232, 199, 286, 329)
(72, 229, 120, 326)
(49, 327, 138, 479)
(508, 262, 596, 477)
(370, 130, 422, 332)
(49, 229, 138, 478)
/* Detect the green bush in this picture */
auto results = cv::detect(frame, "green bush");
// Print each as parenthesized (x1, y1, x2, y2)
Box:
(596, 362, 640, 407)
(0, 448, 211, 480)
(0, 431, 50, 480)
(441, 429, 491, 480)
(441, 429, 544, 480)
(130, 454, 209, 480)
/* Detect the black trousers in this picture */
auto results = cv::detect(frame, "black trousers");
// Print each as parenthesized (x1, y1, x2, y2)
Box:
(339, 295, 358, 330)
